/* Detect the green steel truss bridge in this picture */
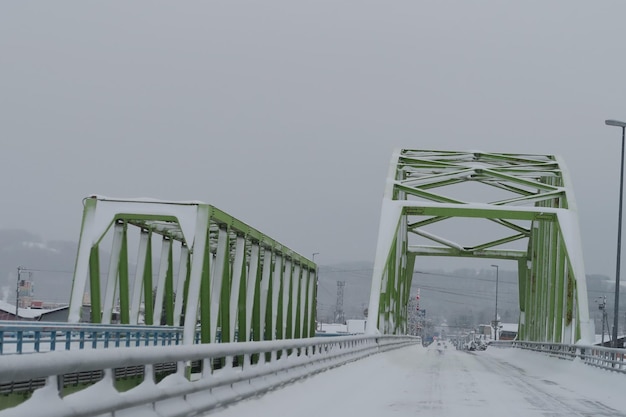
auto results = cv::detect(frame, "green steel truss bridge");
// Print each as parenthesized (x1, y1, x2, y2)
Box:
(0, 150, 608, 416)
(65, 149, 593, 346)
(67, 196, 318, 346)
(366, 149, 593, 344)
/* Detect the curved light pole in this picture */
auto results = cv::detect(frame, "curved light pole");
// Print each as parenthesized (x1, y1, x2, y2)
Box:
(605, 119, 626, 348)
(491, 264, 499, 340)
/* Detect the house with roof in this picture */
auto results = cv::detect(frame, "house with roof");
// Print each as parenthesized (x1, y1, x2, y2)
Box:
(0, 300, 68, 322)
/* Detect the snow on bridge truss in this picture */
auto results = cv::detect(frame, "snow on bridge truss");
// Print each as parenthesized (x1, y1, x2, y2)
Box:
(68, 196, 317, 345)
(366, 149, 593, 344)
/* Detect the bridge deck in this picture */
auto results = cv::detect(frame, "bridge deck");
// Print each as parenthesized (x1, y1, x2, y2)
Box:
(210, 343, 626, 417)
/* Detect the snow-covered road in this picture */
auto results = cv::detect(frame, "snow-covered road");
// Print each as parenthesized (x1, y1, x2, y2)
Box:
(207, 342, 626, 417)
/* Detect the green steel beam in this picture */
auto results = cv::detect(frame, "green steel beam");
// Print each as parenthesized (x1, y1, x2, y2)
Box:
(118, 224, 130, 324)
(199, 233, 211, 343)
(143, 233, 154, 325)
(164, 242, 174, 326)
(88, 246, 101, 324)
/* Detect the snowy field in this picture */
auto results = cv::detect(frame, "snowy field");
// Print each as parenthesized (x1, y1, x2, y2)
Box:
(206, 342, 626, 417)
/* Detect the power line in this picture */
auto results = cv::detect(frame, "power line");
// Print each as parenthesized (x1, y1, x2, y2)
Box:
(416, 285, 518, 303)
(414, 270, 518, 285)
(17, 267, 74, 274)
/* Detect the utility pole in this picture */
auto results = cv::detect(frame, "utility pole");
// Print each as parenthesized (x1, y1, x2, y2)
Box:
(491, 264, 499, 341)
(334, 281, 345, 324)
(605, 119, 626, 348)
(597, 296, 610, 346)
(15, 266, 23, 319)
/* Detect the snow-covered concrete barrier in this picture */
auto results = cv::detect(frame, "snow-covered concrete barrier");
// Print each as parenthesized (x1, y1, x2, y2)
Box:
(0, 334, 418, 416)
(510, 340, 626, 373)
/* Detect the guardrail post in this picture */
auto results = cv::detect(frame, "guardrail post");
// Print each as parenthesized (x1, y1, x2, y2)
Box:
(16, 330, 23, 353)
(55, 374, 64, 397)
(50, 331, 56, 352)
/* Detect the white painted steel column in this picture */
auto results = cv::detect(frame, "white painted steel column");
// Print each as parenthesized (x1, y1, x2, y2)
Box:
(366, 201, 402, 335)
(152, 237, 172, 326)
(229, 235, 246, 343)
(271, 255, 283, 341)
(101, 222, 124, 324)
(299, 268, 309, 336)
(183, 206, 209, 345)
(210, 227, 229, 343)
(68, 201, 98, 323)
(173, 244, 189, 326)
(390, 229, 402, 333)
(307, 269, 315, 336)
(259, 248, 273, 341)
(245, 243, 260, 342)
(130, 229, 150, 324)
(291, 264, 300, 337)
(282, 259, 292, 338)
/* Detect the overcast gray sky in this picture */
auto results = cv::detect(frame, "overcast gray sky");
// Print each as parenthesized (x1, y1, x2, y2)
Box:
(2, 1, 626, 277)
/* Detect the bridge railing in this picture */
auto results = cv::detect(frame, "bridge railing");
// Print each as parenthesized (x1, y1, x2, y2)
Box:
(0, 334, 419, 417)
(0, 321, 189, 354)
(492, 340, 626, 373)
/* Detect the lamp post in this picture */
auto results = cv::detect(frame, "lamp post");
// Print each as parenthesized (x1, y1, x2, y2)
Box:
(491, 264, 499, 340)
(605, 119, 626, 348)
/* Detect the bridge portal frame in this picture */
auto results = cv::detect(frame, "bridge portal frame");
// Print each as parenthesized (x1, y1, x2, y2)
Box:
(68, 196, 317, 346)
(366, 149, 593, 344)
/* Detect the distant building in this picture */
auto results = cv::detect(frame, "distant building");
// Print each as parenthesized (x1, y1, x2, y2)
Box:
(0, 300, 69, 322)
(346, 319, 366, 334)
(499, 323, 518, 340)
(316, 322, 348, 336)
(594, 334, 625, 348)
(477, 324, 492, 338)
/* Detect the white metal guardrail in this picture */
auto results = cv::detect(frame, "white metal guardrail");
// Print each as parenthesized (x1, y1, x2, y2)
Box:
(0, 335, 418, 417)
(490, 340, 626, 373)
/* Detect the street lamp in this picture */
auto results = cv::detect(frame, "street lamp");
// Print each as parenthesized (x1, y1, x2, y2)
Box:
(491, 264, 499, 341)
(605, 119, 626, 348)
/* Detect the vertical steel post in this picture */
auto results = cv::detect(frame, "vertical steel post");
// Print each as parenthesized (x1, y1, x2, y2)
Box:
(605, 120, 626, 348)
(491, 264, 499, 341)
(614, 125, 625, 347)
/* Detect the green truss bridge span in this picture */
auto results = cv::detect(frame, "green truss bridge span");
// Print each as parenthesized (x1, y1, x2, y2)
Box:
(66, 149, 593, 347)
(366, 149, 593, 344)
(68, 196, 318, 346)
